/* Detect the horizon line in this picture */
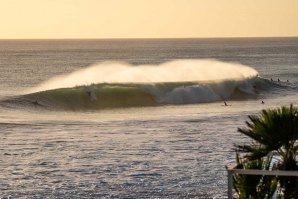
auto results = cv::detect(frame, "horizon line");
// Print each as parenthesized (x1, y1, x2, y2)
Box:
(0, 36, 298, 40)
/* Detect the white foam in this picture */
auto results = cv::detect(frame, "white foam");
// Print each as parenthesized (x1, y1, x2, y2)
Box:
(30, 59, 258, 92)
(159, 85, 221, 104)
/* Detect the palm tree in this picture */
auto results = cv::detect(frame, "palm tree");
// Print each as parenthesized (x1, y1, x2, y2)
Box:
(233, 153, 277, 199)
(235, 104, 298, 198)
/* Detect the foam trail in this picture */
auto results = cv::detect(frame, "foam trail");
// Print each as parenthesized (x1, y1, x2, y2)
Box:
(30, 59, 258, 93)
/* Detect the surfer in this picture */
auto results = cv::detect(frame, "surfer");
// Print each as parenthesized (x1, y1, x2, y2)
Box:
(224, 101, 228, 106)
(278, 78, 280, 82)
(33, 100, 38, 105)
(86, 86, 98, 101)
(261, 101, 265, 104)
(270, 78, 273, 81)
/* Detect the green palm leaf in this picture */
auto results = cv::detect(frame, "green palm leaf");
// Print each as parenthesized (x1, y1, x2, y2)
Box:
(234, 104, 298, 198)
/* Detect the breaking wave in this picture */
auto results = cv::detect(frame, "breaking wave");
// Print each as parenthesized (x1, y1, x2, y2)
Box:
(2, 59, 291, 111)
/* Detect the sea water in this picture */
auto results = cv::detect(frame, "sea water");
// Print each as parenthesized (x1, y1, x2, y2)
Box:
(0, 38, 297, 198)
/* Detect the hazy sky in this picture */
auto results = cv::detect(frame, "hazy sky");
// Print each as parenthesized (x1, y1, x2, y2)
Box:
(0, 0, 297, 39)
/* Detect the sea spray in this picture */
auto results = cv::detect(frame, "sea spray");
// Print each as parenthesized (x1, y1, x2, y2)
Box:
(30, 59, 258, 93)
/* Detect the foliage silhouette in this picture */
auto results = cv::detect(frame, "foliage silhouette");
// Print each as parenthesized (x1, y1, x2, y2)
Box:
(234, 105, 298, 198)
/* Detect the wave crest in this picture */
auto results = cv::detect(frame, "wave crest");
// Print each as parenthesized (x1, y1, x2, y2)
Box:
(29, 59, 258, 93)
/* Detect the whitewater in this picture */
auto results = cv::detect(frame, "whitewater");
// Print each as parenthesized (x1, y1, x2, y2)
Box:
(0, 38, 297, 198)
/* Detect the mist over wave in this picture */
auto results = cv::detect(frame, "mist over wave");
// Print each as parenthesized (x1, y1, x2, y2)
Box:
(30, 59, 258, 93)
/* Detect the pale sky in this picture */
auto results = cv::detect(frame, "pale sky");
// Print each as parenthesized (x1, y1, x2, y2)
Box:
(0, 0, 297, 39)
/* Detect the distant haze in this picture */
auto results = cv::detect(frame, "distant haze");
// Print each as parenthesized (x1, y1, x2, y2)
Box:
(0, 0, 297, 39)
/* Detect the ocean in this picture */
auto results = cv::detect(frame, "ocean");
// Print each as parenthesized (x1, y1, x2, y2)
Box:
(0, 38, 297, 198)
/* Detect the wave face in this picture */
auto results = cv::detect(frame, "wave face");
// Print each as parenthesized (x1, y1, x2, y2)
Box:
(2, 59, 278, 110)
(4, 80, 258, 110)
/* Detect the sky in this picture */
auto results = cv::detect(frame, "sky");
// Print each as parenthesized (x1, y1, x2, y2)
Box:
(0, 0, 297, 39)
